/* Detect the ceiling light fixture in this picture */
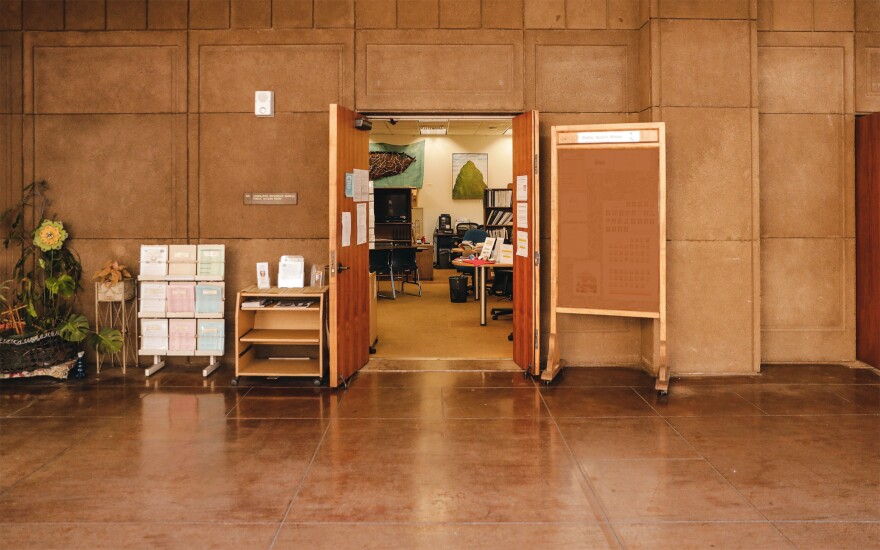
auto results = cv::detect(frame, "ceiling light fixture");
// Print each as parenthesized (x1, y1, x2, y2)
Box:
(419, 126, 447, 135)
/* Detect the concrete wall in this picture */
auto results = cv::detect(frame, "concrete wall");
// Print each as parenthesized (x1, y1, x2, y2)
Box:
(0, 0, 876, 373)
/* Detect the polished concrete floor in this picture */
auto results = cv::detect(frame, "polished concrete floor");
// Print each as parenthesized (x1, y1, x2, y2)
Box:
(0, 363, 878, 549)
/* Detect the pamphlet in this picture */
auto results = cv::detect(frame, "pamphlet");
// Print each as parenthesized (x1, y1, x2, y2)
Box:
(478, 237, 497, 261)
(256, 262, 270, 289)
(278, 255, 304, 288)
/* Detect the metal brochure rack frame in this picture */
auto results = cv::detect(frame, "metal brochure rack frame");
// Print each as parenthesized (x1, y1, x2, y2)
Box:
(543, 123, 670, 394)
(137, 245, 225, 377)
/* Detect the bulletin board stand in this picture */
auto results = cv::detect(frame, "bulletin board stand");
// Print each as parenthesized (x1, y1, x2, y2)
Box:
(543, 123, 669, 394)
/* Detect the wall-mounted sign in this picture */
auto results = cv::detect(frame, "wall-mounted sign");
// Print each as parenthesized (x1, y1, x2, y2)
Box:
(243, 192, 298, 205)
(577, 131, 640, 144)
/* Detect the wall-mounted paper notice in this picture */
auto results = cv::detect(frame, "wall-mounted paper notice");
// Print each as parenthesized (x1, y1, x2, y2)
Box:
(516, 230, 529, 257)
(516, 202, 529, 229)
(341, 212, 351, 247)
(345, 173, 354, 198)
(354, 169, 369, 202)
(516, 175, 528, 201)
(356, 203, 367, 245)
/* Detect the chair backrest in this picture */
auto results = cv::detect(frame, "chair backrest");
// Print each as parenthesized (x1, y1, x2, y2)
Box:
(369, 249, 392, 273)
(461, 228, 489, 244)
(390, 247, 418, 269)
(489, 268, 513, 297)
(456, 222, 479, 236)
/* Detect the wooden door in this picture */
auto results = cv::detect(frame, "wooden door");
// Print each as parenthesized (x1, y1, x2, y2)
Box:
(512, 111, 541, 374)
(328, 104, 371, 387)
(856, 112, 880, 368)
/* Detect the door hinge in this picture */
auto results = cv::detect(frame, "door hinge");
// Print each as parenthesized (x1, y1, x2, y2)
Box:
(534, 251, 541, 266)
(533, 154, 539, 176)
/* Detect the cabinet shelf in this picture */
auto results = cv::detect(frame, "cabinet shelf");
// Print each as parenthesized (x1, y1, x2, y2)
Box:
(237, 356, 321, 377)
(240, 329, 320, 344)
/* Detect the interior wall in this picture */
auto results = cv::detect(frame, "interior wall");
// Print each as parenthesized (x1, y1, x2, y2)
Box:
(0, 0, 874, 373)
(369, 134, 513, 238)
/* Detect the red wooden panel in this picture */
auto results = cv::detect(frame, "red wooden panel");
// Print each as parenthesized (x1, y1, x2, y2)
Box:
(328, 104, 370, 386)
(856, 112, 880, 368)
(512, 111, 539, 373)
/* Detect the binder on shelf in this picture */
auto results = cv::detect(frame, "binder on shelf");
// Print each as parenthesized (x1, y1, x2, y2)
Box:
(166, 282, 195, 316)
(197, 244, 225, 264)
(168, 319, 197, 352)
(197, 319, 225, 353)
(195, 284, 224, 315)
(139, 282, 167, 315)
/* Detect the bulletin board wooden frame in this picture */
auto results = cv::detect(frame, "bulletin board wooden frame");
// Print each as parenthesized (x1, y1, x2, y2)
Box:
(543, 123, 669, 394)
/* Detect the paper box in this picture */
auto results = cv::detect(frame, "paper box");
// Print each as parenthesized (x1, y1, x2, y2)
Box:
(168, 245, 198, 263)
(141, 319, 168, 350)
(168, 319, 197, 352)
(197, 244, 225, 264)
(166, 282, 195, 314)
(168, 262, 197, 276)
(195, 284, 224, 315)
(140, 245, 168, 264)
(197, 319, 225, 353)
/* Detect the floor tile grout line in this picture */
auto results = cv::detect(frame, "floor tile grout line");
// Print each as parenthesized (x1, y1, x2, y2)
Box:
(269, 385, 354, 548)
(535, 387, 625, 549)
(649, 400, 799, 549)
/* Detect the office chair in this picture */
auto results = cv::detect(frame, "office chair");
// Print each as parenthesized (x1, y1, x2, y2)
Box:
(369, 248, 395, 299)
(390, 247, 422, 296)
(456, 222, 479, 237)
(489, 268, 513, 320)
(454, 228, 488, 294)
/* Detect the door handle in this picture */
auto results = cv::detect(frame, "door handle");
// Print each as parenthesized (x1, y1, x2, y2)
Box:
(338, 263, 350, 272)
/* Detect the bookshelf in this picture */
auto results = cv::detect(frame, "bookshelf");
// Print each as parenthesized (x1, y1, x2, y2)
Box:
(483, 188, 513, 242)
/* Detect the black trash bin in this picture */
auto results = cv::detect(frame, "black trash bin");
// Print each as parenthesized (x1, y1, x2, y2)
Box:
(449, 275, 468, 303)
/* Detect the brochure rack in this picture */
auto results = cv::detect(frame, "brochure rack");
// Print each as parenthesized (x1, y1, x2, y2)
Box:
(137, 244, 226, 377)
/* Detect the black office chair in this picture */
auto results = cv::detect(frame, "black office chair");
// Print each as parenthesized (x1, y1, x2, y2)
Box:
(456, 222, 479, 237)
(390, 247, 422, 296)
(369, 248, 395, 299)
(454, 228, 488, 294)
(489, 268, 513, 320)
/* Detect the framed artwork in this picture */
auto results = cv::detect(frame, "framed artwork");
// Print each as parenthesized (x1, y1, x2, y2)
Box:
(452, 153, 488, 200)
(370, 141, 425, 188)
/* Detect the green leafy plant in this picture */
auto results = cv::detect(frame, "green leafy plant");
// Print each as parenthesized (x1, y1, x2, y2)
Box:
(1, 181, 122, 356)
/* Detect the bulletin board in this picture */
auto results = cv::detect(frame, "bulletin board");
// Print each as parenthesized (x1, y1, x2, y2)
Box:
(543, 123, 669, 393)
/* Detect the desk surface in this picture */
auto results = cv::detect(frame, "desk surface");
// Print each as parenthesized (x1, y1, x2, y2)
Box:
(372, 243, 432, 250)
(452, 258, 513, 269)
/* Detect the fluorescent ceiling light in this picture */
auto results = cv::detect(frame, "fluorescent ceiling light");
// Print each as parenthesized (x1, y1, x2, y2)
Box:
(419, 126, 447, 135)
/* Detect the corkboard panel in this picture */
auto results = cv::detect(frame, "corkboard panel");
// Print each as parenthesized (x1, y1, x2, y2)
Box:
(556, 147, 660, 314)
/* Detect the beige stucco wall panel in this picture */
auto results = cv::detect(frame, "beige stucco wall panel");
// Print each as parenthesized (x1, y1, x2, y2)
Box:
(856, 0, 880, 31)
(525, 30, 638, 113)
(483, 0, 524, 28)
(356, 0, 397, 28)
(658, 0, 752, 19)
(855, 31, 880, 112)
(65, 0, 105, 30)
(761, 237, 856, 361)
(272, 0, 313, 29)
(663, 107, 755, 241)
(147, 0, 187, 30)
(24, 32, 187, 115)
(659, 19, 752, 108)
(34, 114, 186, 239)
(23, 0, 63, 30)
(231, 0, 271, 29)
(107, 0, 147, 30)
(190, 0, 229, 30)
(667, 240, 757, 374)
(440, 0, 481, 28)
(1, 32, 21, 113)
(356, 30, 523, 111)
(398, 0, 440, 28)
(0, 1, 22, 30)
(198, 113, 328, 239)
(315, 0, 355, 28)
(190, 30, 354, 113)
(760, 114, 853, 239)
(565, 0, 607, 29)
(525, 0, 566, 29)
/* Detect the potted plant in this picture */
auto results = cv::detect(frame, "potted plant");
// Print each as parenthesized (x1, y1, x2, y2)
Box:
(93, 260, 135, 302)
(0, 181, 123, 377)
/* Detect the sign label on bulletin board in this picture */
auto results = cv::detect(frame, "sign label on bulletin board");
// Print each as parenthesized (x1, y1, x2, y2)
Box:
(576, 131, 640, 144)
(244, 193, 298, 205)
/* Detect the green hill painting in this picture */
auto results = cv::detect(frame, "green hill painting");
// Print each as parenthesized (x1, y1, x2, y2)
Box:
(452, 154, 488, 200)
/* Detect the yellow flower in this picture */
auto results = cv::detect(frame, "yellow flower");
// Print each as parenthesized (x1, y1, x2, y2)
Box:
(34, 220, 68, 252)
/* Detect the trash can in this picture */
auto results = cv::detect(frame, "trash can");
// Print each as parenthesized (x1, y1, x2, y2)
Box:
(449, 275, 468, 303)
(438, 249, 451, 269)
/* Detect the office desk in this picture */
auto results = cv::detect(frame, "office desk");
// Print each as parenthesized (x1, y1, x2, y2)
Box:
(452, 258, 513, 326)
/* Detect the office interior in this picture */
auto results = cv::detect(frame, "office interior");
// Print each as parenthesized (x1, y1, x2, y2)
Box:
(0, 2, 878, 549)
(368, 118, 515, 361)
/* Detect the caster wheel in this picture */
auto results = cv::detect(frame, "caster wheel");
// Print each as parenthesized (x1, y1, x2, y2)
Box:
(313, 378, 322, 386)
(230, 378, 238, 386)
(507, 333, 513, 342)
(492, 315, 498, 320)
(369, 346, 377, 354)
(658, 390, 668, 397)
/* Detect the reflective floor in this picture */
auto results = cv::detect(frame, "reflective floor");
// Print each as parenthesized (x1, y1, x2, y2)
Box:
(0, 364, 878, 549)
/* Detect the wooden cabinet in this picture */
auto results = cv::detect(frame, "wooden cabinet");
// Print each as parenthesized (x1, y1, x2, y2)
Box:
(484, 188, 513, 242)
(234, 286, 327, 385)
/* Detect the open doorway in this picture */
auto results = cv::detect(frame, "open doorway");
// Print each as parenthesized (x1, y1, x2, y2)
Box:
(366, 116, 515, 365)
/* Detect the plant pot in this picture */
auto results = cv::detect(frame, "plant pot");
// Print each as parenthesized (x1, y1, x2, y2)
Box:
(96, 279, 135, 302)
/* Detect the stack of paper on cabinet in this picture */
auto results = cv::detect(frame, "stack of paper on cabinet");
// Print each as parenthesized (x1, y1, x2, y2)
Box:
(140, 245, 168, 278)
(197, 244, 225, 279)
(168, 319, 197, 352)
(197, 319, 225, 353)
(195, 283, 224, 315)
(166, 282, 195, 316)
(139, 282, 167, 315)
(168, 244, 198, 277)
(141, 319, 168, 351)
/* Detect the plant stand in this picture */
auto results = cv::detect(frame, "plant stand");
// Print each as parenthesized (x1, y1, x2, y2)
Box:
(94, 281, 138, 373)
